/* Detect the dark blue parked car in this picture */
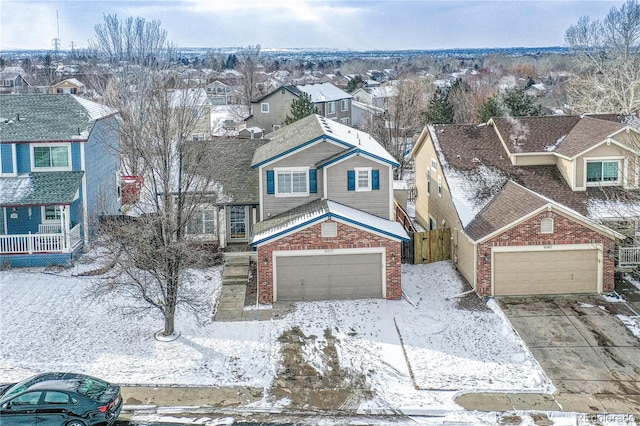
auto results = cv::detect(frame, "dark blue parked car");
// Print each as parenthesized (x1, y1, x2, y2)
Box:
(0, 372, 122, 426)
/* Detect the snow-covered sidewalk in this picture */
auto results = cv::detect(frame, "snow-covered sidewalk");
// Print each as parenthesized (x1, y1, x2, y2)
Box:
(0, 261, 551, 412)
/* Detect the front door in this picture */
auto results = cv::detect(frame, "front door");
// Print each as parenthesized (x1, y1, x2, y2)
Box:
(229, 206, 248, 241)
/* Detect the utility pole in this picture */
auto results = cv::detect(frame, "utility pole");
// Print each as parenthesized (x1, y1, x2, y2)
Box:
(52, 10, 61, 62)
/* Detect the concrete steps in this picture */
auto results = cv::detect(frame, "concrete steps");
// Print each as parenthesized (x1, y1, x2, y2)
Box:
(215, 254, 251, 321)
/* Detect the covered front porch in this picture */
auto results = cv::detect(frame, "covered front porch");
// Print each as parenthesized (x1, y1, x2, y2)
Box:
(0, 171, 85, 267)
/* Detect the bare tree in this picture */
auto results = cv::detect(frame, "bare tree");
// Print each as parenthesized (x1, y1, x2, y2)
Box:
(362, 79, 429, 179)
(88, 17, 220, 337)
(565, 0, 640, 113)
(237, 44, 261, 106)
(90, 14, 174, 65)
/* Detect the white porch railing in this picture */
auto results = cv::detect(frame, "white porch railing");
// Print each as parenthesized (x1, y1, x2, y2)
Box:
(38, 223, 62, 234)
(0, 224, 82, 255)
(619, 246, 640, 268)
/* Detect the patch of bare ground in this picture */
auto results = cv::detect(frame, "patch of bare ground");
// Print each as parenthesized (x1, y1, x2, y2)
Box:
(269, 326, 373, 411)
(245, 260, 257, 307)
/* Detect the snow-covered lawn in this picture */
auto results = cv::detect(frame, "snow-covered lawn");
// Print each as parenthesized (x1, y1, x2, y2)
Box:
(0, 260, 552, 412)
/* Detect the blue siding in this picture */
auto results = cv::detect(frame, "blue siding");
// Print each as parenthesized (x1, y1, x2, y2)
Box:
(16, 143, 30, 173)
(1, 144, 14, 174)
(5, 207, 40, 235)
(83, 117, 121, 226)
(71, 143, 82, 171)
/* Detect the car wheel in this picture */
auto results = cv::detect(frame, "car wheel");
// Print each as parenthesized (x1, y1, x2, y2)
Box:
(65, 420, 86, 426)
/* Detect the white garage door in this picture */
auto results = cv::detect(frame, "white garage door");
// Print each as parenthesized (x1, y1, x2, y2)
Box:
(493, 248, 599, 296)
(275, 252, 383, 301)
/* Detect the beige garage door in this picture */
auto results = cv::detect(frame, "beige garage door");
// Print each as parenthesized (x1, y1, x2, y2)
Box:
(493, 248, 598, 296)
(275, 253, 383, 301)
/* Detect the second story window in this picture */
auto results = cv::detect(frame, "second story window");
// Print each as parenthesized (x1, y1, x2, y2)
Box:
(327, 101, 335, 115)
(274, 167, 308, 196)
(427, 170, 431, 195)
(586, 160, 620, 185)
(341, 99, 348, 111)
(261, 103, 269, 113)
(437, 175, 442, 197)
(355, 167, 372, 191)
(32, 144, 70, 170)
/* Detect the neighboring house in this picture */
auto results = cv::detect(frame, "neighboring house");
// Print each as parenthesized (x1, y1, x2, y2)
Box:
(205, 80, 241, 105)
(245, 82, 353, 133)
(169, 88, 214, 141)
(351, 85, 396, 109)
(0, 72, 30, 94)
(0, 94, 120, 267)
(411, 114, 640, 297)
(50, 78, 86, 95)
(249, 114, 408, 303)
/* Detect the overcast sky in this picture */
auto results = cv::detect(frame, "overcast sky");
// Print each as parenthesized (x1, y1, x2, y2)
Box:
(0, 0, 625, 52)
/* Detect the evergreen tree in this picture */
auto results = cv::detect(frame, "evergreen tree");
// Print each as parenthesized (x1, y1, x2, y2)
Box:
(224, 54, 237, 69)
(284, 93, 319, 125)
(477, 87, 542, 122)
(346, 75, 364, 93)
(423, 86, 454, 124)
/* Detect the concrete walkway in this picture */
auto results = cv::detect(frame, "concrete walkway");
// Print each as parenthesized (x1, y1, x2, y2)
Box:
(213, 254, 285, 321)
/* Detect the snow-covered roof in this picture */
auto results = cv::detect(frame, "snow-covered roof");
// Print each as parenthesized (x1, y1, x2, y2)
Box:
(251, 199, 409, 246)
(296, 82, 351, 102)
(252, 114, 399, 168)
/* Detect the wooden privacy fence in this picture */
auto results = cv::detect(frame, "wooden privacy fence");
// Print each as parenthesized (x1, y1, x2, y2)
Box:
(402, 228, 451, 264)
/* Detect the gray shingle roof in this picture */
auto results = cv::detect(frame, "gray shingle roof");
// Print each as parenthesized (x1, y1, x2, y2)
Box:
(0, 94, 116, 143)
(0, 171, 84, 206)
(464, 181, 547, 240)
(191, 138, 266, 205)
(251, 114, 398, 167)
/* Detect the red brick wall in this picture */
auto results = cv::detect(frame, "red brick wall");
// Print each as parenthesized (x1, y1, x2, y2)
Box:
(256, 219, 402, 303)
(476, 211, 616, 296)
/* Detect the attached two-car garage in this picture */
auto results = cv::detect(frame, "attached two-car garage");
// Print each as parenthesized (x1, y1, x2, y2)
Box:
(274, 250, 384, 301)
(492, 245, 601, 296)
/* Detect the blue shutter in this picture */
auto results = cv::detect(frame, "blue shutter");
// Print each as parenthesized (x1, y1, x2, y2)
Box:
(372, 169, 380, 190)
(347, 170, 355, 191)
(309, 169, 317, 193)
(266, 170, 275, 194)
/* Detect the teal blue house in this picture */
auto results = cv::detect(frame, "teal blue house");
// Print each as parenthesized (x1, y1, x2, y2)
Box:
(0, 94, 120, 267)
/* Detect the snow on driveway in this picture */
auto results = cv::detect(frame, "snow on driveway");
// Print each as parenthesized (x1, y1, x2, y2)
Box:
(0, 261, 551, 411)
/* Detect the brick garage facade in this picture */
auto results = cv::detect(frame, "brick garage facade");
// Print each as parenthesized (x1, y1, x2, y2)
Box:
(476, 210, 616, 296)
(256, 219, 402, 303)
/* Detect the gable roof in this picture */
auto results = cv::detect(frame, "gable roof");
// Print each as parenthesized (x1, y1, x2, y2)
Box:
(465, 180, 625, 242)
(251, 114, 399, 168)
(0, 94, 117, 143)
(491, 115, 580, 154)
(554, 116, 626, 157)
(0, 171, 84, 207)
(426, 121, 629, 227)
(251, 198, 409, 246)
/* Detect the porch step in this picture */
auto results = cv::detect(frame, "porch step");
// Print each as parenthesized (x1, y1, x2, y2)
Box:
(223, 265, 249, 280)
(222, 277, 248, 286)
(224, 255, 251, 266)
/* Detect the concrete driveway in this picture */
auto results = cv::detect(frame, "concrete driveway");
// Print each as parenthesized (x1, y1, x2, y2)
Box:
(497, 295, 640, 414)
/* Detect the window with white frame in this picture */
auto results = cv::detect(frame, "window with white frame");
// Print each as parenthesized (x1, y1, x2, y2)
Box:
(261, 103, 269, 113)
(340, 117, 349, 125)
(437, 175, 442, 197)
(355, 167, 372, 191)
(431, 158, 438, 171)
(275, 168, 308, 196)
(192, 133, 205, 141)
(586, 160, 620, 185)
(43, 205, 62, 222)
(272, 124, 281, 131)
(187, 208, 216, 235)
(327, 101, 335, 115)
(426, 170, 431, 195)
(340, 99, 348, 111)
(32, 144, 70, 170)
(541, 217, 554, 234)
